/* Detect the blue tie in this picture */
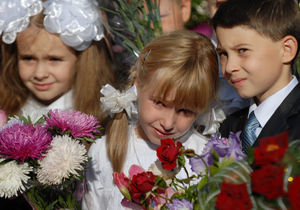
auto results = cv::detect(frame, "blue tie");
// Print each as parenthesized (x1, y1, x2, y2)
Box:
(242, 111, 260, 154)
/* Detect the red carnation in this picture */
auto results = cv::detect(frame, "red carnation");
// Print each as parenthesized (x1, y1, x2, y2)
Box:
(288, 176, 300, 210)
(156, 138, 182, 170)
(215, 182, 252, 210)
(251, 165, 286, 200)
(253, 131, 289, 168)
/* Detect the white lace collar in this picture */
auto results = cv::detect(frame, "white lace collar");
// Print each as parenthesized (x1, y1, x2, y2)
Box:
(21, 90, 73, 115)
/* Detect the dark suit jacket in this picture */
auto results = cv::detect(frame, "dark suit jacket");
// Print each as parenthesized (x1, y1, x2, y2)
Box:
(219, 83, 300, 147)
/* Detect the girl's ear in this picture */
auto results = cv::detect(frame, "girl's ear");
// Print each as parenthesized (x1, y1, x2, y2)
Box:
(282, 35, 298, 64)
(134, 77, 139, 88)
(180, 0, 191, 23)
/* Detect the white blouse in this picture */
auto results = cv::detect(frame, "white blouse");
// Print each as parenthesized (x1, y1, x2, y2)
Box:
(82, 125, 209, 210)
(21, 91, 73, 115)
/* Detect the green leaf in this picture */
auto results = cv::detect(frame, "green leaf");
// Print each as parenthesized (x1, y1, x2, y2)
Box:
(219, 156, 235, 169)
(247, 147, 255, 165)
(210, 165, 220, 176)
(177, 154, 186, 168)
(155, 176, 167, 189)
(197, 175, 209, 191)
(211, 149, 220, 163)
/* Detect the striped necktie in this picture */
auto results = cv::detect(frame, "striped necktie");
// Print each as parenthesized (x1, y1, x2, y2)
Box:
(242, 111, 260, 154)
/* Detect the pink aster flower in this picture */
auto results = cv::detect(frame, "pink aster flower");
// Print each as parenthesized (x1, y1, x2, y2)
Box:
(0, 124, 52, 163)
(44, 109, 100, 139)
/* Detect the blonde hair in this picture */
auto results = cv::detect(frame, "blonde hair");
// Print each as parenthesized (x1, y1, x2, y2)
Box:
(106, 30, 219, 173)
(0, 9, 115, 124)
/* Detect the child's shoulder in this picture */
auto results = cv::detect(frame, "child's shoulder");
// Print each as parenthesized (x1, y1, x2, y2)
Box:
(88, 135, 108, 160)
(182, 128, 210, 153)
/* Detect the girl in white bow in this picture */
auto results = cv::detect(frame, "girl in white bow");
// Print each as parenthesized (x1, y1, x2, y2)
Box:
(0, 0, 115, 124)
(83, 30, 220, 209)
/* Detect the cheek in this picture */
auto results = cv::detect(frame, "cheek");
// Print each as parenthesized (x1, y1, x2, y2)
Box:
(161, 17, 174, 33)
(54, 65, 74, 83)
(18, 64, 32, 82)
(176, 116, 196, 132)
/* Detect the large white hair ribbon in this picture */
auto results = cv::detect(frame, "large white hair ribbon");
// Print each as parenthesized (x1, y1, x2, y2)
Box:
(100, 84, 138, 119)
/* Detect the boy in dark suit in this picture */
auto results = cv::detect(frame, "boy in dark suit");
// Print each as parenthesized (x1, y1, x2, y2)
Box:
(210, 0, 300, 153)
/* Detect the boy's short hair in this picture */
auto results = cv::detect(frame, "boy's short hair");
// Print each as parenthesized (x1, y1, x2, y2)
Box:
(210, 0, 300, 56)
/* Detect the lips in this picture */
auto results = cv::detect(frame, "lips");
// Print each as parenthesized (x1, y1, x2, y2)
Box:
(231, 78, 246, 86)
(153, 127, 174, 138)
(34, 83, 53, 91)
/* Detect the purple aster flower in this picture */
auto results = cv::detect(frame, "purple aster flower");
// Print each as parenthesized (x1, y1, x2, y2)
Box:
(189, 132, 246, 174)
(44, 109, 100, 139)
(166, 199, 193, 210)
(0, 124, 52, 163)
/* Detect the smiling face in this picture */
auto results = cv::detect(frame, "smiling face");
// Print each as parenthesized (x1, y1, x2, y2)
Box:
(135, 80, 197, 145)
(216, 26, 293, 104)
(17, 26, 77, 105)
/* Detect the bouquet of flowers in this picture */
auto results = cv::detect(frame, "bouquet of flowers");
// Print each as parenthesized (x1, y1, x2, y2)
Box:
(114, 131, 300, 210)
(113, 132, 246, 209)
(0, 109, 101, 210)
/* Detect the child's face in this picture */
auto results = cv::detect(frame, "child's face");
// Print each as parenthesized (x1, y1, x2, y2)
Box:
(159, 0, 191, 33)
(135, 82, 197, 145)
(216, 26, 292, 104)
(17, 27, 77, 105)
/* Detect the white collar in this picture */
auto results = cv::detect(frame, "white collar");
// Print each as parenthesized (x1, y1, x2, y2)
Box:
(21, 90, 73, 115)
(249, 76, 298, 127)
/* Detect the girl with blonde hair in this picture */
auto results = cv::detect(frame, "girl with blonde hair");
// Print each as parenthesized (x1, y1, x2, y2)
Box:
(83, 29, 219, 209)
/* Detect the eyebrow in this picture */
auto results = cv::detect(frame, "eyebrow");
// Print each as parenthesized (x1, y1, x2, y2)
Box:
(216, 43, 250, 51)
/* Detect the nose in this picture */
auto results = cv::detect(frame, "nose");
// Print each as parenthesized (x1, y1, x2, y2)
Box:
(160, 109, 176, 132)
(33, 62, 49, 80)
(224, 55, 240, 75)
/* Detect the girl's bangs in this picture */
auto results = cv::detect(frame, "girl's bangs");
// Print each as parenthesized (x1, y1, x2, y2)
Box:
(150, 68, 212, 113)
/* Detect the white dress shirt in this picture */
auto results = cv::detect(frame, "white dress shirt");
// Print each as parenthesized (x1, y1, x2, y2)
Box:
(248, 76, 298, 137)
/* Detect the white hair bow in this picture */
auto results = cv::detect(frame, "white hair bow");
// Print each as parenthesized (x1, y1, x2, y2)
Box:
(100, 84, 138, 119)
(196, 108, 226, 136)
(0, 0, 104, 51)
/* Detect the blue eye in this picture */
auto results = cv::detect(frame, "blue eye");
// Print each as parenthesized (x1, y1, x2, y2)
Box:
(154, 100, 163, 105)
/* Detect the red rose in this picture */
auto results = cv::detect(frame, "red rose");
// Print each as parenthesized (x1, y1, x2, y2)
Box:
(253, 131, 289, 168)
(156, 138, 182, 170)
(215, 182, 252, 210)
(129, 171, 157, 204)
(288, 176, 300, 210)
(251, 165, 285, 200)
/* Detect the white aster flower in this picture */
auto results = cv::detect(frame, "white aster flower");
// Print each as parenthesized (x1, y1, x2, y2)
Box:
(0, 159, 32, 198)
(37, 135, 88, 185)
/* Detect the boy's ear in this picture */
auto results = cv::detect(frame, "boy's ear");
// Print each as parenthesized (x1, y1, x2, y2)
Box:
(180, 0, 191, 23)
(282, 35, 298, 64)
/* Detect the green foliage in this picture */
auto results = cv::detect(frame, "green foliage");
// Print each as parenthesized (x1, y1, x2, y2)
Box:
(185, 0, 210, 29)
(101, 0, 162, 56)
(25, 184, 80, 210)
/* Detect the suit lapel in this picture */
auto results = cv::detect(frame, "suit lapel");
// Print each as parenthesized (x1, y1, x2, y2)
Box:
(253, 82, 300, 147)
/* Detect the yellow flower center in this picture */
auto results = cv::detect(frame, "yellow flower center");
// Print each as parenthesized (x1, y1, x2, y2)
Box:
(266, 144, 279, 152)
